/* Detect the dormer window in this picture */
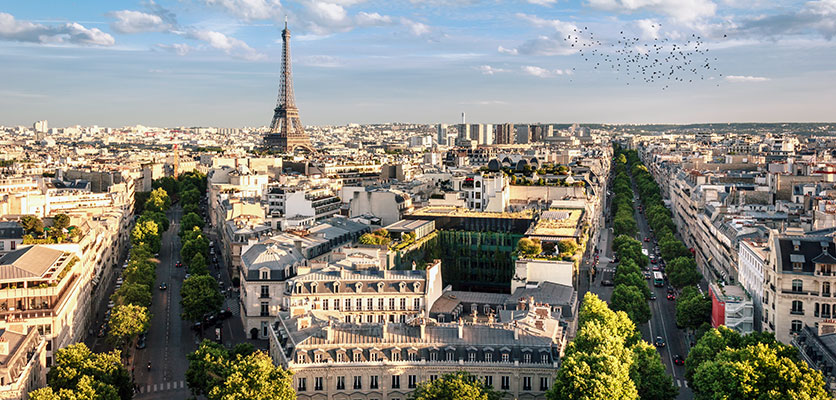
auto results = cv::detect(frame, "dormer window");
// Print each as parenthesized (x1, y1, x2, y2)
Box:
(356, 282, 363, 293)
(413, 282, 421, 292)
(260, 269, 270, 280)
(311, 282, 318, 293)
(399, 281, 407, 292)
(377, 282, 385, 292)
(334, 281, 340, 293)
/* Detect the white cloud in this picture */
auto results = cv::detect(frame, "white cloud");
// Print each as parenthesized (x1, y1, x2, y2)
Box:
(202, 0, 281, 20)
(738, 0, 836, 40)
(109, 10, 169, 34)
(497, 46, 518, 55)
(502, 14, 580, 56)
(156, 43, 192, 55)
(636, 18, 661, 40)
(185, 30, 264, 60)
(725, 75, 769, 82)
(478, 65, 508, 75)
(355, 12, 392, 26)
(527, 0, 560, 5)
(584, 0, 717, 23)
(401, 18, 431, 36)
(521, 65, 572, 77)
(0, 12, 114, 46)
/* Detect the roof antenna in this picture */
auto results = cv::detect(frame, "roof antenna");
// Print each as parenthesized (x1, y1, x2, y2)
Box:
(285, 15, 288, 29)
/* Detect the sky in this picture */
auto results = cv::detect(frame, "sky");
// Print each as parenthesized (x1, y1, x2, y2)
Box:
(1, 0, 835, 127)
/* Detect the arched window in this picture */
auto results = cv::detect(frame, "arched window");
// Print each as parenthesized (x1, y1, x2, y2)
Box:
(824, 282, 831, 296)
(823, 304, 831, 318)
(792, 279, 803, 293)
(791, 320, 803, 333)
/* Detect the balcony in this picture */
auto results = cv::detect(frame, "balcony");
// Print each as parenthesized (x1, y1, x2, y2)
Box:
(817, 271, 835, 277)
(791, 310, 805, 315)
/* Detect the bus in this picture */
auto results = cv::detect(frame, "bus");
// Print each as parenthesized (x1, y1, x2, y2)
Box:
(653, 271, 665, 287)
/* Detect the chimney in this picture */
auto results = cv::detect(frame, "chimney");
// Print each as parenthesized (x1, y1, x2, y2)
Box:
(420, 322, 426, 340)
(0, 337, 8, 356)
(382, 320, 388, 338)
(294, 239, 303, 255)
(513, 321, 519, 340)
(325, 321, 334, 341)
(457, 318, 464, 339)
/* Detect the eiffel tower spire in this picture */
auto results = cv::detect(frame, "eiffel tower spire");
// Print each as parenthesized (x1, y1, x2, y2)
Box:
(265, 18, 313, 153)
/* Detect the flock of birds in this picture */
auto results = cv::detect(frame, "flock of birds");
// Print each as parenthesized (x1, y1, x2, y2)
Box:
(565, 25, 725, 90)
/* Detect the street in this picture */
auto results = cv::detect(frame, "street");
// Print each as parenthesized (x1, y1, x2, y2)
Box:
(580, 179, 694, 399)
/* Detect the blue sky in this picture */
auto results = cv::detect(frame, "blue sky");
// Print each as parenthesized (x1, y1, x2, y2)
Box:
(1, 0, 835, 127)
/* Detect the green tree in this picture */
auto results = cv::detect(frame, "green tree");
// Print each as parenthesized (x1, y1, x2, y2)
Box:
(693, 343, 829, 400)
(549, 320, 638, 400)
(181, 187, 200, 207)
(42, 343, 132, 400)
(20, 215, 44, 236)
(629, 341, 678, 400)
(145, 187, 171, 212)
(181, 235, 209, 262)
(183, 202, 199, 215)
(29, 374, 116, 400)
(410, 372, 502, 400)
(558, 239, 579, 256)
(611, 284, 651, 325)
(675, 286, 711, 331)
(614, 271, 650, 299)
(112, 282, 152, 307)
(123, 260, 156, 288)
(181, 275, 223, 322)
(667, 257, 701, 289)
(190, 253, 209, 276)
(52, 213, 71, 231)
(131, 219, 161, 254)
(615, 259, 641, 280)
(108, 304, 150, 347)
(139, 210, 170, 233)
(187, 340, 231, 397)
(208, 351, 295, 400)
(578, 293, 639, 344)
(685, 326, 797, 386)
(517, 238, 542, 257)
(180, 212, 205, 236)
(153, 176, 179, 200)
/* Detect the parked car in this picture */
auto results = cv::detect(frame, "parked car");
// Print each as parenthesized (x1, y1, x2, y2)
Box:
(654, 336, 666, 347)
(216, 309, 233, 320)
(673, 354, 685, 366)
(136, 337, 147, 349)
(192, 321, 203, 331)
(203, 313, 217, 326)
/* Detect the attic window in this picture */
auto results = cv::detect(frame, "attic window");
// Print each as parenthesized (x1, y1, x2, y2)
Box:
(377, 282, 385, 291)
(260, 269, 269, 280)
(793, 240, 801, 251)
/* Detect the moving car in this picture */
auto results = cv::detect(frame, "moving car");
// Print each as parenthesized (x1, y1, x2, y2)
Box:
(649, 292, 657, 300)
(159, 282, 167, 290)
(673, 355, 685, 366)
(644, 237, 651, 242)
(667, 293, 677, 301)
(216, 309, 233, 320)
(176, 261, 183, 268)
(654, 336, 666, 347)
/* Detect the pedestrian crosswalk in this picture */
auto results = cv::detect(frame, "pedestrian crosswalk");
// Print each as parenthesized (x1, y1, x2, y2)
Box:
(138, 380, 187, 395)
(675, 379, 688, 388)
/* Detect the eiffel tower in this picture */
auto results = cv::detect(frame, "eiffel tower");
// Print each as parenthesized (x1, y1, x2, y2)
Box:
(264, 19, 313, 153)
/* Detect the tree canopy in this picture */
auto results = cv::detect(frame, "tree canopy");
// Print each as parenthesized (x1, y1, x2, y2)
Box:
(181, 275, 224, 321)
(409, 372, 502, 400)
(30, 343, 132, 400)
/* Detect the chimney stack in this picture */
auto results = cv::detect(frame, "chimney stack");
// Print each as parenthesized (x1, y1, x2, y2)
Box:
(382, 319, 388, 338)
(457, 318, 464, 339)
(325, 321, 334, 341)
(513, 320, 519, 340)
(420, 322, 426, 340)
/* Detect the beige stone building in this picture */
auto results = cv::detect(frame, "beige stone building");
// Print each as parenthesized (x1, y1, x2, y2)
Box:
(269, 304, 562, 400)
(763, 232, 836, 344)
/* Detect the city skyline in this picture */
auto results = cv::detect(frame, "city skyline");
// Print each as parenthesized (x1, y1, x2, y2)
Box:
(1, 0, 836, 127)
